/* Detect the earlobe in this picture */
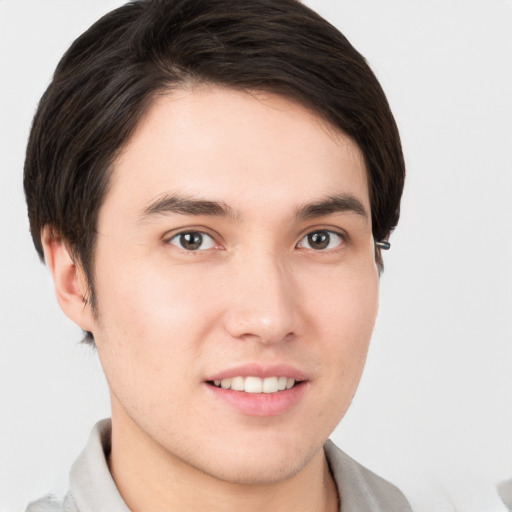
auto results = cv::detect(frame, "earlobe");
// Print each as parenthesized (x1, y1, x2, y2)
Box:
(41, 226, 95, 332)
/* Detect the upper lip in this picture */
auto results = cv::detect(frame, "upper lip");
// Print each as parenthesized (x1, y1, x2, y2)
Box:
(205, 363, 308, 382)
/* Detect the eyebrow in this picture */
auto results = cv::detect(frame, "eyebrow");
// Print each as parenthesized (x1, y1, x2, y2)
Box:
(140, 194, 237, 221)
(295, 194, 368, 222)
(139, 193, 368, 224)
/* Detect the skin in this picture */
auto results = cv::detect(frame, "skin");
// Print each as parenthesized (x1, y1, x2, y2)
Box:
(43, 86, 380, 512)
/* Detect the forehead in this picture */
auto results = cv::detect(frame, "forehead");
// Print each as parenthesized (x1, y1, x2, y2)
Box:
(103, 86, 369, 225)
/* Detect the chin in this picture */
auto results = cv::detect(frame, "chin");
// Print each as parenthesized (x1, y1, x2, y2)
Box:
(187, 434, 320, 485)
(204, 453, 308, 485)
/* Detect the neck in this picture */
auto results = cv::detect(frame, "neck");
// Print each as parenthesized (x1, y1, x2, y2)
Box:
(108, 405, 339, 512)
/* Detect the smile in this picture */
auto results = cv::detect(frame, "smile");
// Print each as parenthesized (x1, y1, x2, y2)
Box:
(210, 376, 297, 393)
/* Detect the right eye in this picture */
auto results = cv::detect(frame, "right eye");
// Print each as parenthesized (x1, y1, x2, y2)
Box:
(168, 231, 216, 251)
(296, 229, 345, 252)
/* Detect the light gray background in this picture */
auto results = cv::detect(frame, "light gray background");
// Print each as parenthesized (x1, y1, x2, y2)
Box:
(1, 1, 511, 511)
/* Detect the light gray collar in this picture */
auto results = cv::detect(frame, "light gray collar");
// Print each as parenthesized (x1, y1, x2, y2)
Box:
(324, 439, 411, 512)
(69, 419, 130, 512)
(68, 420, 411, 512)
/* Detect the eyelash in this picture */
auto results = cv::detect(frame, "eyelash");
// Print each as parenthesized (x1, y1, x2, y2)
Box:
(167, 231, 217, 252)
(166, 229, 346, 253)
(296, 230, 346, 252)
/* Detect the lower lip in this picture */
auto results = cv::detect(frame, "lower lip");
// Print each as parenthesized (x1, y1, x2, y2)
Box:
(205, 382, 308, 417)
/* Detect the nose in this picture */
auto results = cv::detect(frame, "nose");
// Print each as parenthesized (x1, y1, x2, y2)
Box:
(223, 251, 301, 345)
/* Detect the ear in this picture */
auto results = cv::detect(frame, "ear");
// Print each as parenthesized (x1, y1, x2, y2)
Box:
(41, 226, 95, 332)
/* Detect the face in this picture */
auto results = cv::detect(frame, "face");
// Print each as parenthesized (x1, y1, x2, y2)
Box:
(90, 86, 379, 484)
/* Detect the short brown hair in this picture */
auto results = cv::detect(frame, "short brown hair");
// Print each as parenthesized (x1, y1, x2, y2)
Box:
(24, 0, 405, 342)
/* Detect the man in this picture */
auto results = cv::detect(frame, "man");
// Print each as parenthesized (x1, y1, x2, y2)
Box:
(24, 0, 409, 510)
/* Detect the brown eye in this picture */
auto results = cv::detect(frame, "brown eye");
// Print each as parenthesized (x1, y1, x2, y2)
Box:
(297, 230, 344, 251)
(169, 231, 215, 251)
(307, 231, 329, 250)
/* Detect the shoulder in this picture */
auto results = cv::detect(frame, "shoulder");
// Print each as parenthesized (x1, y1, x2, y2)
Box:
(324, 439, 412, 512)
(498, 478, 512, 511)
(25, 492, 78, 512)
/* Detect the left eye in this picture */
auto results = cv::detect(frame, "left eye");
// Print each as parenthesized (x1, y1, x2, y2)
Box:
(168, 231, 216, 251)
(297, 230, 344, 251)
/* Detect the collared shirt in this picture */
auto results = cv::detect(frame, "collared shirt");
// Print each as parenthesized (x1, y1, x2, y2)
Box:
(26, 419, 412, 512)
(499, 479, 512, 511)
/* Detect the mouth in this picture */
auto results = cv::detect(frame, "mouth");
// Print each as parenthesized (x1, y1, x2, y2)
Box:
(204, 364, 309, 415)
(207, 376, 303, 394)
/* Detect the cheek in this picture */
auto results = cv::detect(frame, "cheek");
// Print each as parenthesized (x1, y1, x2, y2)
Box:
(95, 250, 217, 333)
(91, 258, 221, 395)
(306, 265, 379, 380)
(306, 261, 379, 338)
(291, 265, 378, 435)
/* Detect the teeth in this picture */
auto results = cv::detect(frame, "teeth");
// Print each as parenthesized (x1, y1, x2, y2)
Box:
(212, 376, 297, 393)
(245, 376, 263, 393)
(262, 376, 278, 393)
(231, 376, 244, 391)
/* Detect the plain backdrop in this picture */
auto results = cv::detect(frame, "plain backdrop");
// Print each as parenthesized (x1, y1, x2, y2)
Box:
(1, 1, 511, 511)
